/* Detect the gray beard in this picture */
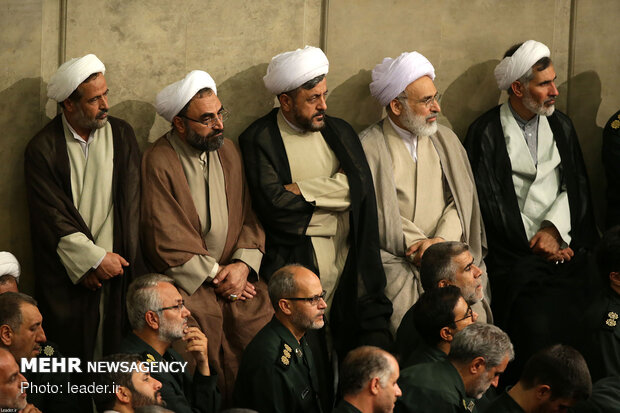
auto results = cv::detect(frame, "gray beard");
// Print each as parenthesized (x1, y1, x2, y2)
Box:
(523, 89, 555, 116)
(400, 106, 438, 137)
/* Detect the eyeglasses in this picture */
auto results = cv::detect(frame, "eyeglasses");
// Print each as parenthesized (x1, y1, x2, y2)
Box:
(284, 290, 327, 306)
(155, 300, 185, 312)
(454, 306, 473, 323)
(181, 109, 230, 127)
(398, 92, 442, 108)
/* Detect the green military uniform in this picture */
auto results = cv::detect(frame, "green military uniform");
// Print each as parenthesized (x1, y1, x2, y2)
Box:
(395, 309, 422, 363)
(395, 359, 478, 413)
(233, 315, 323, 413)
(23, 342, 79, 413)
(402, 342, 446, 369)
(569, 376, 620, 413)
(121, 332, 220, 413)
(580, 289, 620, 381)
(333, 399, 363, 412)
(481, 390, 523, 412)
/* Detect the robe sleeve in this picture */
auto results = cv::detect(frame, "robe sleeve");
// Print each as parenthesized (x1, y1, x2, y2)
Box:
(540, 190, 571, 246)
(231, 248, 263, 275)
(57, 232, 106, 283)
(297, 172, 351, 211)
(434, 194, 464, 242)
(165, 254, 218, 293)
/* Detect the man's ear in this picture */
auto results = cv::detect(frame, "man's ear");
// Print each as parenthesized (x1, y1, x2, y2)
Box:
(116, 385, 131, 404)
(534, 384, 552, 400)
(173, 116, 186, 135)
(0, 325, 13, 347)
(279, 93, 293, 112)
(278, 299, 293, 316)
(510, 81, 525, 98)
(389, 98, 403, 117)
(437, 279, 450, 288)
(469, 356, 486, 374)
(369, 376, 381, 395)
(609, 271, 620, 286)
(145, 311, 160, 330)
(439, 326, 454, 342)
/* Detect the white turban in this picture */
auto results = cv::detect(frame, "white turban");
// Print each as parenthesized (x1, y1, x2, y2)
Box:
(494, 40, 551, 90)
(155, 70, 218, 122)
(263, 46, 329, 95)
(369, 51, 436, 107)
(0, 252, 20, 282)
(47, 54, 106, 102)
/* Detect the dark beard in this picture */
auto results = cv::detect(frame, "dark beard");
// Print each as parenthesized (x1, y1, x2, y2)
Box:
(186, 128, 224, 152)
(131, 389, 165, 408)
(293, 109, 326, 132)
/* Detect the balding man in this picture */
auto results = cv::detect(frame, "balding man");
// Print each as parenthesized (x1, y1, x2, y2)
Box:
(233, 265, 327, 413)
(0, 348, 39, 412)
(141, 70, 272, 403)
(239, 46, 392, 357)
(24, 53, 143, 362)
(336, 346, 402, 413)
(360, 51, 487, 333)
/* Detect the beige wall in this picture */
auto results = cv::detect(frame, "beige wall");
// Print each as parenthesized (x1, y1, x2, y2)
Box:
(2, 0, 617, 293)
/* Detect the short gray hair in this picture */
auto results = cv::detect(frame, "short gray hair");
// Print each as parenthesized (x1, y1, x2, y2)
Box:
(126, 273, 174, 330)
(449, 323, 514, 368)
(268, 265, 305, 311)
(420, 242, 470, 290)
(339, 346, 394, 395)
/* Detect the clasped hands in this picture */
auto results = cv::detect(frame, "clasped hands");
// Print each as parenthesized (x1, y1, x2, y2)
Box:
(212, 261, 256, 301)
(529, 226, 574, 263)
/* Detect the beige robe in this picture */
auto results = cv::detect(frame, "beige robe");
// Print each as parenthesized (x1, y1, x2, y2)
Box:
(277, 112, 351, 308)
(361, 119, 490, 333)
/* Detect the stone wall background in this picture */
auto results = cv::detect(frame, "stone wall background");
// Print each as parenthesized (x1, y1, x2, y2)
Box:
(2, 0, 617, 293)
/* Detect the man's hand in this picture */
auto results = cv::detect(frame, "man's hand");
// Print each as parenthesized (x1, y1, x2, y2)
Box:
(549, 247, 575, 263)
(183, 326, 210, 376)
(213, 262, 252, 300)
(529, 226, 569, 262)
(20, 403, 42, 413)
(95, 252, 129, 280)
(284, 183, 301, 196)
(80, 272, 102, 291)
(406, 237, 445, 266)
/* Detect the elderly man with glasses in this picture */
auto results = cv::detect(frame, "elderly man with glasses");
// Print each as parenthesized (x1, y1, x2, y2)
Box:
(360, 51, 488, 335)
(233, 264, 328, 413)
(140, 71, 273, 405)
(121, 273, 220, 413)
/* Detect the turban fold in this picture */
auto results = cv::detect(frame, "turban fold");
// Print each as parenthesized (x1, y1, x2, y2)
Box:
(370, 52, 435, 107)
(47, 54, 106, 102)
(263, 46, 329, 95)
(155, 70, 217, 122)
(494, 40, 550, 90)
(0, 252, 20, 282)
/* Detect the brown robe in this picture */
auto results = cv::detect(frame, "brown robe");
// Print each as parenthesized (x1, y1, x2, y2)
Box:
(141, 134, 272, 404)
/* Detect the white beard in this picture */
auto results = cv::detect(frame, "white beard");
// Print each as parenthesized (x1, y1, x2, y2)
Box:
(400, 105, 439, 137)
(523, 88, 555, 116)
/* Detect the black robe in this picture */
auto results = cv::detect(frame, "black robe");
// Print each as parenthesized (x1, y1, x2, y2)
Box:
(24, 114, 144, 362)
(602, 109, 620, 229)
(238, 108, 392, 356)
(464, 106, 598, 384)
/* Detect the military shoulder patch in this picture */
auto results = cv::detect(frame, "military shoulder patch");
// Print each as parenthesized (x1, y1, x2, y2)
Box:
(612, 119, 620, 129)
(145, 353, 157, 363)
(276, 341, 292, 370)
(43, 345, 54, 357)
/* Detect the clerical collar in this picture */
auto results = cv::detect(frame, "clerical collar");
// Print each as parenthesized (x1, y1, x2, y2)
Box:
(279, 108, 307, 134)
(387, 116, 418, 161)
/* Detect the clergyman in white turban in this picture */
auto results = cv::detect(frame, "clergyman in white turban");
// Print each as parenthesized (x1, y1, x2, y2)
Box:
(0, 252, 20, 293)
(360, 50, 490, 335)
(237, 45, 395, 387)
(463, 41, 597, 376)
(142, 70, 272, 403)
(24, 52, 143, 373)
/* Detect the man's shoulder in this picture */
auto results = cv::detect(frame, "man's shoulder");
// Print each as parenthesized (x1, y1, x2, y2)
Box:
(107, 115, 134, 132)
(468, 105, 502, 130)
(239, 109, 279, 143)
(400, 360, 456, 389)
(143, 134, 177, 166)
(358, 120, 384, 143)
(27, 115, 63, 152)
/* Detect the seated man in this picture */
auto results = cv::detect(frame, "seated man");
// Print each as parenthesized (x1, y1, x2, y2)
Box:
(485, 345, 590, 413)
(335, 346, 402, 413)
(0, 348, 37, 412)
(142, 70, 272, 402)
(579, 226, 620, 381)
(403, 285, 477, 368)
(121, 274, 220, 413)
(396, 242, 489, 362)
(0, 292, 75, 412)
(464, 40, 598, 380)
(361, 51, 487, 333)
(602, 109, 620, 228)
(92, 353, 164, 413)
(233, 265, 326, 413)
(396, 323, 514, 413)
(0, 252, 19, 294)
